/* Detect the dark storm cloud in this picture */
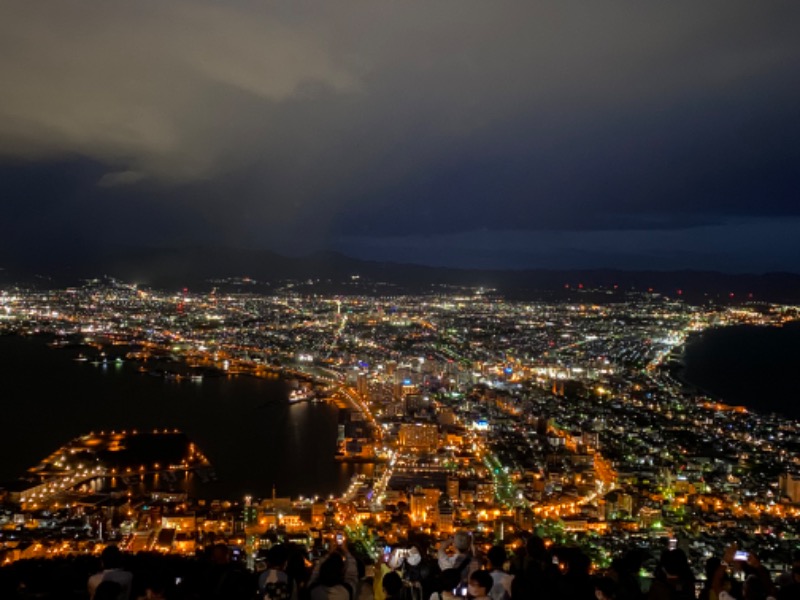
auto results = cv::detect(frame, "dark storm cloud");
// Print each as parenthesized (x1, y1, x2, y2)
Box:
(336, 218, 800, 273)
(1, 1, 799, 266)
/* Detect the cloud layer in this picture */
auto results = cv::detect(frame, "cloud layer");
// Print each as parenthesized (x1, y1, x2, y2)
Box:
(1, 1, 799, 270)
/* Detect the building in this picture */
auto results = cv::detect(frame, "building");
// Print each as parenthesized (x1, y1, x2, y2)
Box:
(410, 487, 441, 523)
(437, 493, 455, 533)
(475, 482, 495, 504)
(398, 423, 439, 452)
(447, 477, 460, 502)
(357, 372, 369, 399)
(405, 394, 431, 415)
(780, 473, 800, 503)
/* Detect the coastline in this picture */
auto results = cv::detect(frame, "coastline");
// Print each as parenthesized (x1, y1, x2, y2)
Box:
(0, 333, 359, 499)
(668, 323, 800, 419)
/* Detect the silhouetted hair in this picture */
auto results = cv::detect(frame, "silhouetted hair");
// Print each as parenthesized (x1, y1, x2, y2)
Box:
(268, 544, 290, 568)
(318, 553, 345, 587)
(487, 546, 506, 570)
(704, 557, 723, 581)
(469, 569, 494, 594)
(566, 549, 591, 576)
(744, 574, 768, 600)
(659, 549, 690, 578)
(526, 536, 546, 560)
(100, 545, 124, 569)
(144, 572, 174, 597)
(439, 568, 462, 592)
(383, 571, 404, 597)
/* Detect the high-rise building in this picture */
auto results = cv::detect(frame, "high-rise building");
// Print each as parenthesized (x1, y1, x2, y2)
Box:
(582, 431, 599, 450)
(438, 409, 456, 426)
(398, 423, 439, 452)
(437, 493, 454, 533)
(780, 473, 800, 503)
(410, 491, 427, 521)
(356, 372, 368, 399)
(410, 487, 440, 523)
(447, 476, 460, 501)
(475, 482, 495, 505)
(405, 394, 431, 415)
(604, 490, 634, 519)
(393, 367, 418, 401)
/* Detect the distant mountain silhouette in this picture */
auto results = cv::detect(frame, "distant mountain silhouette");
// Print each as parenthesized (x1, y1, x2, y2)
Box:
(1, 244, 799, 303)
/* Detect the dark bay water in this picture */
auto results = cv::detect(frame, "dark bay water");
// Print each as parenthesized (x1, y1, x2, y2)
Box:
(681, 322, 800, 419)
(0, 335, 367, 500)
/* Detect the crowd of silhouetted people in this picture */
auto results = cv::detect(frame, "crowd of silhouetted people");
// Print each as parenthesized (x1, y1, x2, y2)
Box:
(2, 531, 800, 600)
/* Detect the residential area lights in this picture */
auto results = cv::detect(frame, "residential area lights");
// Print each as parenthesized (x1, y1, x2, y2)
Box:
(1, 278, 800, 577)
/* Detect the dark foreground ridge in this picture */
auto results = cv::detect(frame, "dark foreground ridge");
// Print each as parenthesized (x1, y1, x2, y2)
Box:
(2, 245, 800, 303)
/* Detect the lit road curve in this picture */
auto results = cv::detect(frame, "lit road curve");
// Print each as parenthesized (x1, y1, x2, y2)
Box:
(484, 453, 522, 507)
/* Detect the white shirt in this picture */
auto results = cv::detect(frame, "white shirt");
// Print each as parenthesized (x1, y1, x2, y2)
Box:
(489, 570, 513, 600)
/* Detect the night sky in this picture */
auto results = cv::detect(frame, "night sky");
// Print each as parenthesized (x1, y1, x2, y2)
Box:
(1, 2, 799, 273)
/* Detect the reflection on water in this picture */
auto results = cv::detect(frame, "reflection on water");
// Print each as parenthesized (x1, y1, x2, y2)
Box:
(0, 335, 368, 499)
(93, 471, 196, 496)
